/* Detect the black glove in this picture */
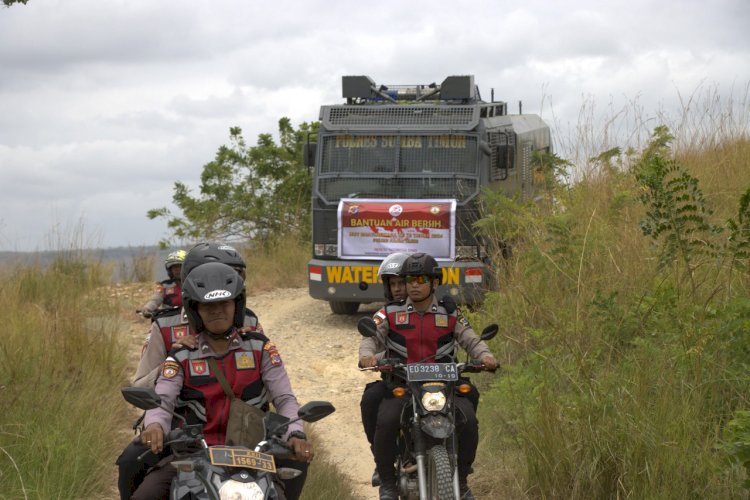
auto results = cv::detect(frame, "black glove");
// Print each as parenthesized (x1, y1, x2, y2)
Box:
(439, 294, 457, 314)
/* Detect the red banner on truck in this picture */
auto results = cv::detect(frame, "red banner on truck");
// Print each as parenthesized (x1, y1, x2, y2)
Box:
(337, 199, 456, 260)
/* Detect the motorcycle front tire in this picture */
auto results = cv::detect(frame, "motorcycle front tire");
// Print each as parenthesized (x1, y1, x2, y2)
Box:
(426, 445, 454, 500)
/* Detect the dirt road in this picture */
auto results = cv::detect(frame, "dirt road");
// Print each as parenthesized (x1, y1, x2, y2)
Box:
(114, 286, 381, 500)
(249, 288, 381, 500)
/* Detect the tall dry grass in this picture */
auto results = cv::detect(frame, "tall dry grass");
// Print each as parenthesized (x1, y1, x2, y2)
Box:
(471, 86, 750, 498)
(0, 254, 129, 498)
(237, 233, 310, 293)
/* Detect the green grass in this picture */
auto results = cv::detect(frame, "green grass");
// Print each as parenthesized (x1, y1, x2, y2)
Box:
(470, 89, 750, 498)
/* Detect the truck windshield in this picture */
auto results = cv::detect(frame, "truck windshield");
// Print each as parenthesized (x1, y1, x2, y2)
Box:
(316, 134, 479, 203)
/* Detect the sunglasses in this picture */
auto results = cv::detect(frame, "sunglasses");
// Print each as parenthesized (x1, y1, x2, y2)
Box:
(405, 275, 431, 284)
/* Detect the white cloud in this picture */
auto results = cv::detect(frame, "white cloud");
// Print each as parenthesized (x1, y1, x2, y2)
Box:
(0, 0, 748, 251)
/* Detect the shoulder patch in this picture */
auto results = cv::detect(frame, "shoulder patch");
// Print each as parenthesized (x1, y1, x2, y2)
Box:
(373, 310, 386, 326)
(264, 341, 283, 366)
(457, 313, 471, 328)
(162, 359, 180, 379)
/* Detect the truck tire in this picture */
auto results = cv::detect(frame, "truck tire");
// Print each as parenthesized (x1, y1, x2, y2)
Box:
(329, 301, 359, 315)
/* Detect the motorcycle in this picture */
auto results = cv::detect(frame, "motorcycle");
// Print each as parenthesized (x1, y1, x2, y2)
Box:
(121, 386, 335, 500)
(358, 317, 498, 500)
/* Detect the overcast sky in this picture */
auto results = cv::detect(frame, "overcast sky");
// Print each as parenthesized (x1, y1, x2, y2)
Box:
(1, 0, 748, 251)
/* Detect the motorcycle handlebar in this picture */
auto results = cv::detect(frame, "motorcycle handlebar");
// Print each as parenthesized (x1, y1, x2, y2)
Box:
(136, 428, 201, 462)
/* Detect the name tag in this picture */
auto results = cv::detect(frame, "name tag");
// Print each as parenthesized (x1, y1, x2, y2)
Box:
(235, 352, 255, 370)
(435, 314, 448, 328)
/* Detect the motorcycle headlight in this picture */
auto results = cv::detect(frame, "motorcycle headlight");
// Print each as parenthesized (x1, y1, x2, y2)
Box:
(219, 480, 265, 500)
(421, 390, 447, 411)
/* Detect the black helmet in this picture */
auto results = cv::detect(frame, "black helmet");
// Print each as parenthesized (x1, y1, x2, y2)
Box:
(181, 242, 247, 282)
(401, 252, 442, 285)
(182, 262, 246, 335)
(377, 252, 409, 301)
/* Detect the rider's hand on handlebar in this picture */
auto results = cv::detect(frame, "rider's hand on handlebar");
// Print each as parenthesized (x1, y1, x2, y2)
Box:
(140, 423, 164, 455)
(287, 436, 315, 464)
(359, 355, 377, 368)
(481, 354, 498, 372)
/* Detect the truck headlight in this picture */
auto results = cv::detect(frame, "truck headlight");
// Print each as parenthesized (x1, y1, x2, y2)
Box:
(313, 244, 339, 257)
(219, 480, 264, 500)
(421, 391, 447, 411)
(456, 246, 479, 260)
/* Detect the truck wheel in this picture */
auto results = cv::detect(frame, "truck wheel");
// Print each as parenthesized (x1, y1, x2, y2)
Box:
(329, 301, 359, 315)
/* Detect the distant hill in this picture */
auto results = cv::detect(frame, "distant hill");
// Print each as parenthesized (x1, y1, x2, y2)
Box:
(0, 245, 176, 283)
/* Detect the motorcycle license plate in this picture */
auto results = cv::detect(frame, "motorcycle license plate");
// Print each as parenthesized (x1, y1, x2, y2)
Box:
(405, 363, 458, 382)
(209, 447, 276, 473)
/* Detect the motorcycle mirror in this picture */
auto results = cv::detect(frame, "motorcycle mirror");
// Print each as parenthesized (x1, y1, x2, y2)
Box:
(480, 323, 499, 341)
(297, 401, 336, 423)
(357, 317, 377, 338)
(121, 387, 162, 410)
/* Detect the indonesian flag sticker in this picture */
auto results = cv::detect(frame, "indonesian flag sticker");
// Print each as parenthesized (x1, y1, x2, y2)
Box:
(309, 265, 322, 282)
(465, 268, 482, 284)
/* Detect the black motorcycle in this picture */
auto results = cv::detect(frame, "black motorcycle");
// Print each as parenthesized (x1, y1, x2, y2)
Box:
(121, 386, 335, 500)
(358, 317, 498, 500)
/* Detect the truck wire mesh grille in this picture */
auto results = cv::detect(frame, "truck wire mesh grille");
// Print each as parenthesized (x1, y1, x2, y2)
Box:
(323, 105, 478, 130)
(315, 134, 480, 204)
(319, 135, 478, 175)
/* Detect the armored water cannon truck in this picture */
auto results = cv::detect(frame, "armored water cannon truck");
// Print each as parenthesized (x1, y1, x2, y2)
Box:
(305, 75, 552, 314)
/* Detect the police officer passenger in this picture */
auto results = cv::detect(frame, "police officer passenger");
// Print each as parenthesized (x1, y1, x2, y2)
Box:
(139, 250, 186, 317)
(360, 252, 498, 500)
(360, 252, 409, 486)
(132, 262, 312, 500)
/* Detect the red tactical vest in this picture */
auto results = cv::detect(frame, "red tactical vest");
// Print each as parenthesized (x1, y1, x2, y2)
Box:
(385, 302, 457, 363)
(173, 335, 267, 446)
(160, 279, 182, 309)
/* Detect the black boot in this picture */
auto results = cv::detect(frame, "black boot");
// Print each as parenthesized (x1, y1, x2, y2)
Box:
(459, 481, 476, 500)
(378, 482, 399, 500)
(371, 468, 381, 487)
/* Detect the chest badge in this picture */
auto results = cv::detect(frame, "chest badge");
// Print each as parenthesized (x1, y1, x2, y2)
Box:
(172, 326, 188, 340)
(435, 314, 448, 328)
(396, 311, 409, 325)
(235, 352, 255, 370)
(190, 359, 209, 376)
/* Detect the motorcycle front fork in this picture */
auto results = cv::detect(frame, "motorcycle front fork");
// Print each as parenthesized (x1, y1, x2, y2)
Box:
(411, 414, 428, 500)
(449, 433, 460, 498)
